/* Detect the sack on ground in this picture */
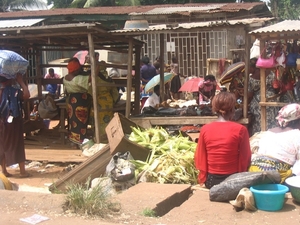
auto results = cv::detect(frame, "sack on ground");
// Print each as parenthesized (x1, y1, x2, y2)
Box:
(106, 151, 136, 182)
(38, 95, 58, 119)
(209, 171, 281, 202)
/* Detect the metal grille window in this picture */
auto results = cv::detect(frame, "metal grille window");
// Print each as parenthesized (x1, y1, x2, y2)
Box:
(139, 30, 227, 77)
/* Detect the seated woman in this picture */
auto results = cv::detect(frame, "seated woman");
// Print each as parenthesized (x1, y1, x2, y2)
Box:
(249, 103, 300, 183)
(194, 91, 252, 189)
(141, 85, 160, 114)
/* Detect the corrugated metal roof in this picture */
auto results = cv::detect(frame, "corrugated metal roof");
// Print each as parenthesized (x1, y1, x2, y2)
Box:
(0, 2, 266, 18)
(112, 17, 274, 33)
(0, 18, 44, 28)
(249, 20, 300, 34)
(130, 5, 226, 15)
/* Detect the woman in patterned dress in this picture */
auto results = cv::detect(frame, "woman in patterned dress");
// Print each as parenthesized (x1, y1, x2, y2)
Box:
(249, 103, 300, 183)
(248, 59, 281, 136)
(88, 62, 119, 142)
(63, 58, 92, 146)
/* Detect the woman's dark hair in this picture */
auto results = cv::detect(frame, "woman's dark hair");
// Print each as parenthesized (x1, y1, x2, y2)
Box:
(205, 74, 216, 82)
(153, 61, 160, 70)
(142, 56, 150, 64)
(154, 85, 160, 92)
(212, 92, 236, 116)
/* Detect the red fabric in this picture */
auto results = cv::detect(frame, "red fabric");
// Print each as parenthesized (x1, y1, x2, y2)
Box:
(194, 121, 251, 184)
(218, 58, 226, 76)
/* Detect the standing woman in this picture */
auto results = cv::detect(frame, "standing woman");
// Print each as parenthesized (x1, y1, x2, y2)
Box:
(63, 57, 92, 147)
(88, 62, 120, 141)
(170, 55, 182, 100)
(247, 58, 281, 136)
(0, 74, 30, 178)
(194, 92, 251, 189)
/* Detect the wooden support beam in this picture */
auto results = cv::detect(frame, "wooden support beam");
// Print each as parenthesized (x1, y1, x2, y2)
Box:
(125, 38, 133, 118)
(243, 28, 250, 119)
(259, 102, 287, 107)
(260, 67, 267, 131)
(133, 46, 142, 115)
(88, 33, 100, 144)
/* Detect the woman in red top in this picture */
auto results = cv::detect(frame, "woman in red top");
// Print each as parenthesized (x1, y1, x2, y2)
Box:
(194, 91, 251, 189)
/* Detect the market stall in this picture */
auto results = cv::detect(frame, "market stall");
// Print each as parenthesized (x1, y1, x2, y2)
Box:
(0, 21, 144, 144)
(249, 20, 300, 131)
(111, 19, 271, 128)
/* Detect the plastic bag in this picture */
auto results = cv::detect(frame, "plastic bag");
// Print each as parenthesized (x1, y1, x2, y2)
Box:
(106, 151, 135, 182)
(0, 50, 28, 79)
(209, 171, 281, 202)
(250, 39, 260, 60)
(38, 95, 58, 119)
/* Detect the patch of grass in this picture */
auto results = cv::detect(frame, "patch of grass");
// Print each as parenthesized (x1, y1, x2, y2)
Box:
(141, 207, 157, 217)
(63, 177, 120, 217)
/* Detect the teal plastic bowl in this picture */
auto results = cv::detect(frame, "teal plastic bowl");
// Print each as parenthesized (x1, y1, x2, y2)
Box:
(285, 176, 300, 203)
(250, 184, 289, 211)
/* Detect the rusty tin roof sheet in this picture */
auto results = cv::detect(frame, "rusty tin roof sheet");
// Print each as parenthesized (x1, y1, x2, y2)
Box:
(112, 17, 274, 34)
(249, 20, 300, 34)
(0, 2, 266, 18)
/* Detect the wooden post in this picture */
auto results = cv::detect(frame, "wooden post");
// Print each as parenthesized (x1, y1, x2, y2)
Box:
(133, 46, 142, 115)
(259, 40, 267, 131)
(36, 49, 43, 101)
(88, 33, 100, 143)
(125, 38, 133, 118)
(243, 29, 250, 119)
(260, 68, 267, 131)
(159, 33, 165, 102)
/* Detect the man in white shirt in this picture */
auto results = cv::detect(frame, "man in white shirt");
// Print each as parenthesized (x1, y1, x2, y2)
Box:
(142, 85, 160, 113)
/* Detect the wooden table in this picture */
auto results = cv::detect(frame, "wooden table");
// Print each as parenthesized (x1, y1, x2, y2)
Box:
(130, 116, 250, 129)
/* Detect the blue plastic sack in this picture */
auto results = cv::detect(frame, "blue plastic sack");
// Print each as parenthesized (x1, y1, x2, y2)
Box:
(0, 50, 29, 79)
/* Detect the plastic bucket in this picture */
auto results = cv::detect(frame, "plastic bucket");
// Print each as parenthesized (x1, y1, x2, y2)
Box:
(43, 119, 50, 129)
(250, 184, 289, 211)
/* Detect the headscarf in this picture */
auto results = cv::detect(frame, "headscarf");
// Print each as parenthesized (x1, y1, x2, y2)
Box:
(67, 60, 81, 74)
(276, 103, 300, 128)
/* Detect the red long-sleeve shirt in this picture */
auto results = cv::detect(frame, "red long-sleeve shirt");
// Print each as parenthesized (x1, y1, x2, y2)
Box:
(194, 121, 251, 184)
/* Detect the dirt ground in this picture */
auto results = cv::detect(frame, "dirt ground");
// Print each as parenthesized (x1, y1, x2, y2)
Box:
(2, 121, 300, 224)
(2, 161, 300, 225)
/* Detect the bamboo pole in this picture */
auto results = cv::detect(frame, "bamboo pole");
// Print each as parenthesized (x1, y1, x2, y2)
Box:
(88, 33, 100, 143)
(125, 38, 133, 118)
